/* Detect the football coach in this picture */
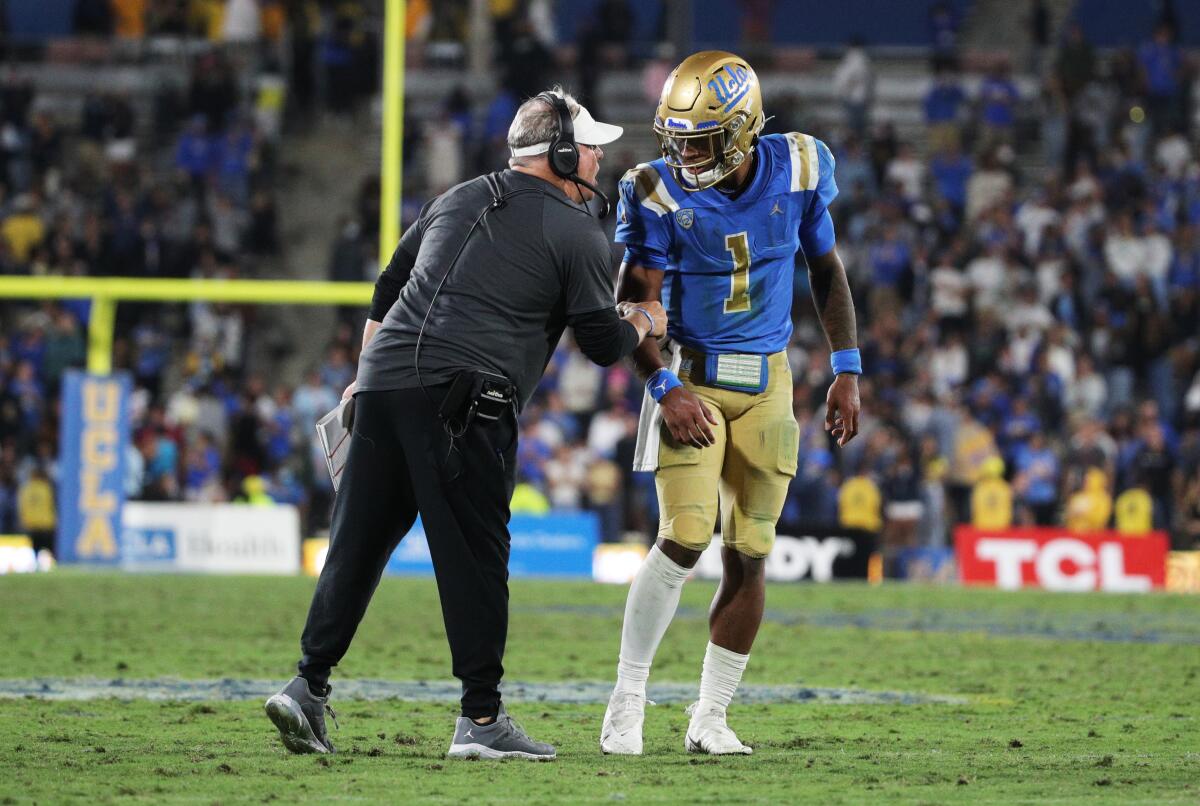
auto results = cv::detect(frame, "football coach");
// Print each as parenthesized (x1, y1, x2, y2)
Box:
(265, 88, 666, 762)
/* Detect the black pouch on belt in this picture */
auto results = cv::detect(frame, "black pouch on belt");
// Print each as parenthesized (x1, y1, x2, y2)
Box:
(439, 369, 516, 433)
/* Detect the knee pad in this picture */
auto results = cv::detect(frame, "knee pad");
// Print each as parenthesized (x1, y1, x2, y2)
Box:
(656, 437, 720, 552)
(724, 509, 776, 559)
(656, 472, 718, 551)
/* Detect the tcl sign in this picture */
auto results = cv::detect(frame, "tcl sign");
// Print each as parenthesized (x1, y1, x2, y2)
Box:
(956, 528, 1168, 592)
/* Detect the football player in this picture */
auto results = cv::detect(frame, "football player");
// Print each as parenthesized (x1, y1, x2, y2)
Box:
(601, 51, 862, 755)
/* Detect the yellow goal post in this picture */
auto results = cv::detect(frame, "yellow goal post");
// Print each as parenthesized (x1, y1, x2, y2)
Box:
(0, 276, 374, 374)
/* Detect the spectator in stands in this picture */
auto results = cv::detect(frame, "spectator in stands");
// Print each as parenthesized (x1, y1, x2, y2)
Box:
(924, 67, 967, 153)
(1114, 479, 1154, 535)
(839, 471, 882, 536)
(1138, 22, 1185, 137)
(495, 13, 554, 102)
(223, 0, 261, 44)
(929, 141, 972, 220)
(1055, 23, 1095, 103)
(976, 57, 1020, 148)
(971, 456, 1012, 530)
(1012, 431, 1060, 525)
(928, 1, 959, 69)
(833, 38, 874, 140)
(882, 448, 923, 549)
(867, 222, 911, 315)
(886, 142, 925, 204)
(577, 0, 634, 118)
(965, 148, 1013, 222)
(1132, 422, 1176, 529)
(1065, 467, 1112, 531)
(2, 194, 44, 265)
(16, 464, 55, 553)
(111, 0, 147, 40)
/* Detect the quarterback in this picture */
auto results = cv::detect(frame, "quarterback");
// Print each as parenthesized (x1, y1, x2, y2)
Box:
(602, 51, 862, 755)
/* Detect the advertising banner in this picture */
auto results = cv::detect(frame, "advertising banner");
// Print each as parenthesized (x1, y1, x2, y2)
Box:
(56, 371, 131, 565)
(592, 543, 649, 584)
(383, 513, 599, 578)
(955, 527, 1168, 592)
(694, 529, 877, 582)
(893, 547, 957, 583)
(1166, 551, 1200, 594)
(121, 502, 301, 574)
(0, 535, 37, 574)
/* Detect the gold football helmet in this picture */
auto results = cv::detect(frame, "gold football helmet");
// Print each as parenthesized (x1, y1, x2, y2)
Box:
(653, 50, 764, 192)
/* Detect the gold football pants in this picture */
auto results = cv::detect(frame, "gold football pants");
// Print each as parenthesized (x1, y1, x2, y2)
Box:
(655, 350, 798, 558)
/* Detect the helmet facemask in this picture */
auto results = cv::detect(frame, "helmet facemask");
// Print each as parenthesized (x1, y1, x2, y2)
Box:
(655, 110, 754, 192)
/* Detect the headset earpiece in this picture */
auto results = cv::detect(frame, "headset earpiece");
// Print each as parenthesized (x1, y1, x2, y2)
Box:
(538, 92, 579, 179)
(533, 91, 609, 218)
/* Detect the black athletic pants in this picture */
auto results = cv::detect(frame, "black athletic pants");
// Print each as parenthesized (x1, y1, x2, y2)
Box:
(297, 386, 517, 720)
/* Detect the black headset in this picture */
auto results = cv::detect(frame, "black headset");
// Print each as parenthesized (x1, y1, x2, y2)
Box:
(536, 91, 609, 218)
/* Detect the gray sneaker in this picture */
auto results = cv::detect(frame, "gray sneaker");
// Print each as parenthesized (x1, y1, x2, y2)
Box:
(264, 676, 338, 754)
(447, 705, 556, 760)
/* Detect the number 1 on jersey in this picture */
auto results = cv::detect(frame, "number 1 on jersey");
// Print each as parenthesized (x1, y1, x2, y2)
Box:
(724, 231, 751, 313)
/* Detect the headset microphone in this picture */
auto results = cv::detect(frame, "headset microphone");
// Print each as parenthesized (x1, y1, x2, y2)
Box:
(571, 175, 610, 219)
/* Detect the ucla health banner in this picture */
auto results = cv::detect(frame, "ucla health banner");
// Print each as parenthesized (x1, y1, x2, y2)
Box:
(57, 371, 131, 564)
(381, 513, 599, 578)
(121, 502, 300, 574)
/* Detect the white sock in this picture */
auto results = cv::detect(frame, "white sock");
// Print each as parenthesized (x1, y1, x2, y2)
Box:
(614, 546, 691, 698)
(697, 641, 749, 713)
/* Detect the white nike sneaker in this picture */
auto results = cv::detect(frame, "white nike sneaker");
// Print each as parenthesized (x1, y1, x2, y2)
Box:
(600, 690, 650, 755)
(684, 701, 752, 755)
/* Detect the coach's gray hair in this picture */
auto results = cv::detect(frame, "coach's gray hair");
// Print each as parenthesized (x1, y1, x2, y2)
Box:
(507, 86, 580, 167)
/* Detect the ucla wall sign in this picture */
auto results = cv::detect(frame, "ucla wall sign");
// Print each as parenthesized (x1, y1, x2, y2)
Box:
(57, 371, 131, 564)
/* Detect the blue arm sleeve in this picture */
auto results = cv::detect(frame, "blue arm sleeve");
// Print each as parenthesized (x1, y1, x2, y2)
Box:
(799, 139, 840, 257)
(614, 175, 671, 269)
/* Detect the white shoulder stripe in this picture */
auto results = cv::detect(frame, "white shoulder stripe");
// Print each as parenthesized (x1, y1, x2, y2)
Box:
(622, 163, 679, 216)
(785, 133, 819, 193)
(804, 135, 819, 191)
(786, 133, 804, 193)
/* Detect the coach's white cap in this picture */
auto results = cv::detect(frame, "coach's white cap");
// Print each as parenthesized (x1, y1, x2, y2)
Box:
(510, 103, 623, 157)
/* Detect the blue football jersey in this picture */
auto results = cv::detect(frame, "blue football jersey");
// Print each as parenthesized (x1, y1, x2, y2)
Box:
(614, 132, 838, 355)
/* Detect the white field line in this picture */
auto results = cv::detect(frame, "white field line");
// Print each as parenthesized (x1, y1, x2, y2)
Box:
(0, 678, 967, 705)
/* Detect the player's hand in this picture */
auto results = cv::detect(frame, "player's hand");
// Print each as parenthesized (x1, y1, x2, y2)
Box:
(825, 373, 860, 447)
(342, 381, 357, 400)
(661, 386, 718, 448)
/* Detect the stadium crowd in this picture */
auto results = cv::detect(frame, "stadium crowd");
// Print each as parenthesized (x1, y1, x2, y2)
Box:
(0, 2, 1198, 557)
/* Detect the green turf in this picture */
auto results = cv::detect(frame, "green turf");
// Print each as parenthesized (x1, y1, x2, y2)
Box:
(1, 573, 1197, 804)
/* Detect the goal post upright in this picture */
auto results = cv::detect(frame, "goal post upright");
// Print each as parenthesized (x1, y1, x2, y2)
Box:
(380, 0, 405, 273)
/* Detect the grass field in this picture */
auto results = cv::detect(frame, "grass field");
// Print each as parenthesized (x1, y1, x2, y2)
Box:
(1, 573, 1197, 804)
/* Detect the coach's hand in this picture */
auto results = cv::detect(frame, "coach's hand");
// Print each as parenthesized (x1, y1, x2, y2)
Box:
(640, 301, 667, 338)
(825, 373, 860, 447)
(661, 386, 718, 448)
(619, 300, 668, 340)
(342, 381, 357, 401)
